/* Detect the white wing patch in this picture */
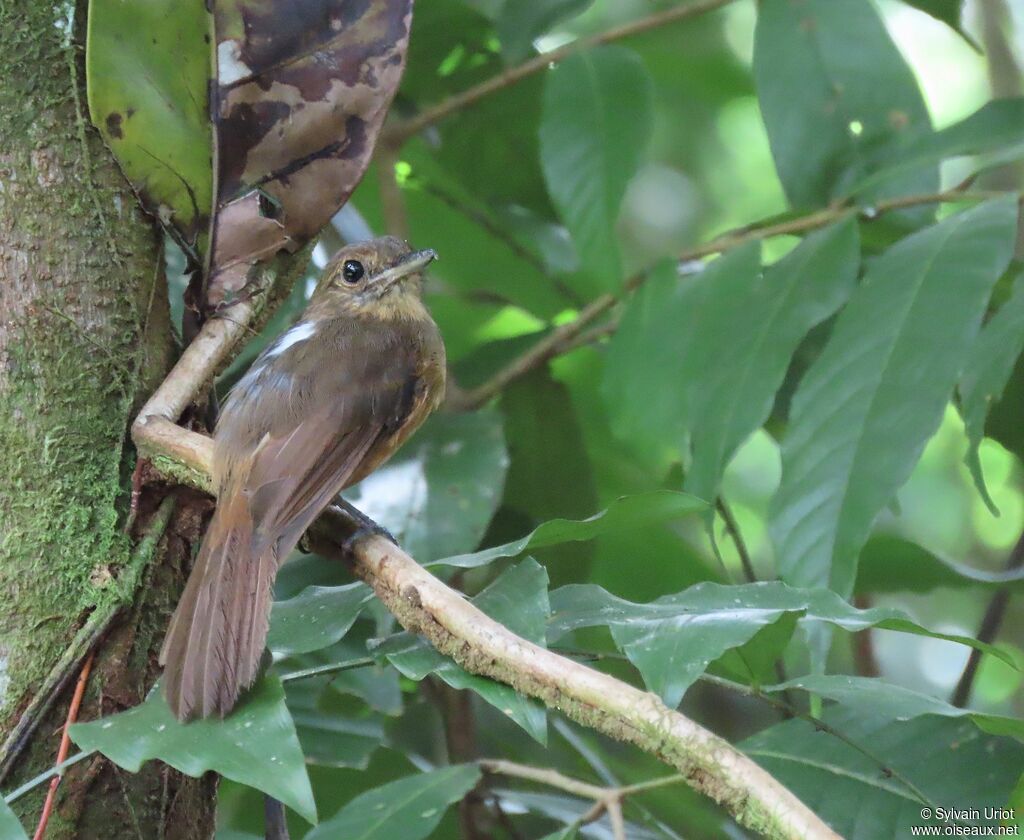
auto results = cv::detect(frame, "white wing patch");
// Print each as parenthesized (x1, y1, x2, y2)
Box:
(265, 321, 317, 358)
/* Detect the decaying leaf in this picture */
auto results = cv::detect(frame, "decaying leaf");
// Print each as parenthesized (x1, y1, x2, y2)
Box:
(207, 0, 415, 306)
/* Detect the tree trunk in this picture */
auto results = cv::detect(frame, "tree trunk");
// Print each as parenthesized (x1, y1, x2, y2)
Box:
(0, 2, 216, 836)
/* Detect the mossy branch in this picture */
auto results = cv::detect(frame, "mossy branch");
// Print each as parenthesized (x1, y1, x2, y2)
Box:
(131, 307, 838, 840)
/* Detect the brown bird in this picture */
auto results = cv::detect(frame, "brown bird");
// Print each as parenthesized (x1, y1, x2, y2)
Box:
(160, 236, 446, 720)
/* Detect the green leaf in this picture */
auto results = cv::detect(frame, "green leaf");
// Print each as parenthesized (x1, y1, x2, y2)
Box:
(431, 491, 706, 568)
(284, 679, 385, 770)
(539, 828, 579, 840)
(268, 582, 374, 657)
(684, 221, 860, 505)
(540, 46, 654, 292)
(854, 99, 1024, 196)
(86, 0, 213, 250)
(307, 764, 481, 840)
(547, 580, 1012, 709)
(743, 709, 1024, 838)
(770, 198, 1018, 596)
(70, 675, 316, 824)
(497, 0, 592, 63)
(959, 267, 1024, 514)
(603, 249, 761, 457)
(0, 800, 27, 840)
(345, 409, 508, 563)
(378, 560, 550, 743)
(754, 0, 935, 213)
(766, 674, 1024, 741)
(857, 533, 1024, 594)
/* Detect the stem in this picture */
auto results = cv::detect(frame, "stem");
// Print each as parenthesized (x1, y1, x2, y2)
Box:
(951, 530, 1024, 707)
(384, 0, 740, 145)
(716, 498, 756, 583)
(33, 653, 94, 840)
(451, 186, 1012, 411)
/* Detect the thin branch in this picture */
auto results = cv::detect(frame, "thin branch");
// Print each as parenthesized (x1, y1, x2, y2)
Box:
(480, 759, 684, 840)
(134, 428, 836, 836)
(450, 186, 1017, 410)
(384, 0, 739, 146)
(951, 529, 1024, 707)
(716, 498, 756, 583)
(32, 652, 94, 840)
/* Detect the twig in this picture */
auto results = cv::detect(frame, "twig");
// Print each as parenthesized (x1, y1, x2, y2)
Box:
(716, 498, 756, 583)
(450, 186, 1017, 410)
(32, 653, 94, 840)
(384, 0, 740, 146)
(480, 759, 686, 840)
(951, 529, 1024, 707)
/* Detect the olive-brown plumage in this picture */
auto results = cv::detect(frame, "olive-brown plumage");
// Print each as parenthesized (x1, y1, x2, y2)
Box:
(160, 237, 445, 720)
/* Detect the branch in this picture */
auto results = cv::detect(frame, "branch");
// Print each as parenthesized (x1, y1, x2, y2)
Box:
(479, 759, 686, 840)
(451, 186, 1017, 411)
(131, 316, 838, 840)
(383, 0, 739, 146)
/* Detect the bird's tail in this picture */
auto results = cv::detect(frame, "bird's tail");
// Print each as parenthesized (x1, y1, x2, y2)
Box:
(159, 489, 277, 720)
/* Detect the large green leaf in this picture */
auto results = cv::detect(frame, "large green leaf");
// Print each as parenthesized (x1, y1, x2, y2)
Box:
(742, 709, 1024, 839)
(0, 801, 27, 840)
(856, 533, 1024, 594)
(345, 409, 508, 563)
(284, 679, 385, 770)
(540, 46, 654, 293)
(684, 221, 860, 505)
(547, 580, 1012, 709)
(603, 249, 761, 456)
(306, 765, 481, 840)
(86, 0, 213, 250)
(753, 0, 935, 212)
(377, 560, 550, 743)
(432, 491, 706, 568)
(268, 582, 374, 657)
(959, 267, 1024, 514)
(70, 676, 315, 824)
(854, 99, 1024, 196)
(766, 674, 1024, 741)
(770, 198, 1018, 595)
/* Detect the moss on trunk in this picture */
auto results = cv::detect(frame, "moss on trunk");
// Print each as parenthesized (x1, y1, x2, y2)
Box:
(0, 2, 215, 835)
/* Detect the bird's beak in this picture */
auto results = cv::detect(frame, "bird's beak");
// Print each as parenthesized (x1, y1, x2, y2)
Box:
(371, 248, 438, 293)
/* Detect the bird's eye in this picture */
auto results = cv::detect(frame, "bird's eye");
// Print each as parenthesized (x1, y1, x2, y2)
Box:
(341, 260, 365, 284)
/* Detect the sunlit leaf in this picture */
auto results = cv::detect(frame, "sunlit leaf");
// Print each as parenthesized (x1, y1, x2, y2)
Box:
(306, 764, 480, 840)
(959, 267, 1024, 514)
(766, 674, 1024, 741)
(86, 0, 213, 252)
(743, 709, 1024, 839)
(548, 580, 1012, 709)
(754, 0, 935, 214)
(770, 198, 1018, 596)
(540, 46, 654, 293)
(70, 676, 315, 824)
(901, 0, 976, 48)
(432, 491, 706, 569)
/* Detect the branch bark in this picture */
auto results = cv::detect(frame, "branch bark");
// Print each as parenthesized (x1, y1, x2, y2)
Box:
(131, 304, 839, 840)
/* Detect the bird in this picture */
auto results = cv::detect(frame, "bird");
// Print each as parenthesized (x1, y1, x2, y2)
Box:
(160, 236, 445, 720)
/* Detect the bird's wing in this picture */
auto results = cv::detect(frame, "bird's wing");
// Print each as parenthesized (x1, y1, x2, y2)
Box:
(163, 324, 436, 718)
